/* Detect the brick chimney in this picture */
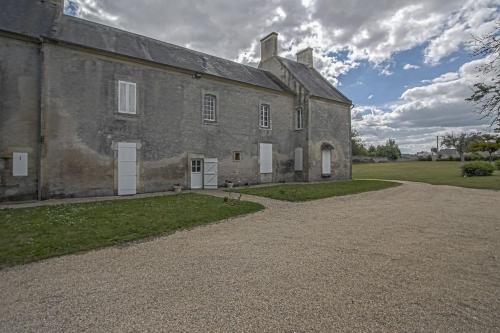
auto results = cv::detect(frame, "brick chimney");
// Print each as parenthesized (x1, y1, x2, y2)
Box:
(296, 48, 314, 68)
(260, 32, 278, 63)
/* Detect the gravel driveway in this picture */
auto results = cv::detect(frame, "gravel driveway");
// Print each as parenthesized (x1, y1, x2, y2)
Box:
(1, 182, 499, 332)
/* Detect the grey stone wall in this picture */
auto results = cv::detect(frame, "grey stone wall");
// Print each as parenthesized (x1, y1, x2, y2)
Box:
(39, 43, 296, 198)
(308, 98, 351, 181)
(0, 35, 40, 201)
(259, 57, 309, 181)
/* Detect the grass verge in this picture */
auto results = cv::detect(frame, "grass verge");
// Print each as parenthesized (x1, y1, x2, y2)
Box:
(353, 161, 500, 190)
(229, 180, 400, 202)
(0, 193, 263, 268)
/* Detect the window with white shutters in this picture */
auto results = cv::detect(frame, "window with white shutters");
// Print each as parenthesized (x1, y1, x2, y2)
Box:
(294, 147, 303, 171)
(260, 104, 270, 128)
(259, 143, 273, 173)
(118, 81, 137, 114)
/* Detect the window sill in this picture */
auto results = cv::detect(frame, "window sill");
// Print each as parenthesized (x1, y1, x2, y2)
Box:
(203, 121, 218, 126)
(259, 127, 272, 131)
(115, 112, 139, 119)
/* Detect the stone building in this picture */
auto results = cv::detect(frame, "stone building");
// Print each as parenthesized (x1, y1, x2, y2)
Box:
(0, 0, 352, 201)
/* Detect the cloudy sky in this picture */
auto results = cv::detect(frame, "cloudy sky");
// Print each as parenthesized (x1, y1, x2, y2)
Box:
(65, 0, 499, 153)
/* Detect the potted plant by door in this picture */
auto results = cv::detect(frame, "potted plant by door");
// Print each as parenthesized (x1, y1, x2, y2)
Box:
(225, 180, 234, 189)
(173, 184, 182, 193)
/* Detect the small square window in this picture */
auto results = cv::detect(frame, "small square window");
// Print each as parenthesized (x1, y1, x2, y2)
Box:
(233, 151, 241, 161)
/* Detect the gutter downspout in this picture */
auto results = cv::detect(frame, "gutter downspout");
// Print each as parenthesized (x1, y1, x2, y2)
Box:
(349, 104, 354, 180)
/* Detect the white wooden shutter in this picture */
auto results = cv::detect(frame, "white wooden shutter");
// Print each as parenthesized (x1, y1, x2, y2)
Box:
(294, 147, 303, 171)
(12, 152, 28, 176)
(128, 83, 136, 114)
(321, 149, 331, 175)
(118, 81, 136, 114)
(259, 143, 273, 174)
(203, 158, 218, 189)
(118, 143, 137, 195)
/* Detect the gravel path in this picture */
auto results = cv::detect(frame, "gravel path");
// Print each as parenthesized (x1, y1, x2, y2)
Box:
(1, 182, 499, 332)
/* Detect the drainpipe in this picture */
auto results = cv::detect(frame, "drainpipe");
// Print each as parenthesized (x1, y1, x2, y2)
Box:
(349, 103, 354, 180)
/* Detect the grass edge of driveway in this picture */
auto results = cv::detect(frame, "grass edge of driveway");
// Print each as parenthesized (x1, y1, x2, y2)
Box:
(0, 193, 264, 269)
(226, 179, 401, 202)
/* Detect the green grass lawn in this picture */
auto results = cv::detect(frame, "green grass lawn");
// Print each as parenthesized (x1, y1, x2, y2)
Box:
(0, 193, 263, 268)
(229, 180, 400, 202)
(353, 161, 500, 190)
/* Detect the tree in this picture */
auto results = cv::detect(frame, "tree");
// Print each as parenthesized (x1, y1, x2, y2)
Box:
(466, 23, 500, 130)
(376, 138, 401, 160)
(351, 128, 368, 156)
(367, 145, 377, 156)
(441, 132, 480, 164)
(470, 134, 500, 162)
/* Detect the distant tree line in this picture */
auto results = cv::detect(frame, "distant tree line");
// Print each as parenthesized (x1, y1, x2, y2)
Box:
(351, 129, 402, 160)
(441, 132, 500, 163)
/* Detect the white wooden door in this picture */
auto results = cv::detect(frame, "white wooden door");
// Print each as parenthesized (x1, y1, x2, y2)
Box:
(259, 143, 273, 174)
(190, 160, 203, 189)
(203, 158, 218, 189)
(321, 149, 331, 175)
(118, 143, 137, 195)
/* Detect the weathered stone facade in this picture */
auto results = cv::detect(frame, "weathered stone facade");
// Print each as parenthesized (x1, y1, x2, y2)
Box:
(0, 0, 352, 201)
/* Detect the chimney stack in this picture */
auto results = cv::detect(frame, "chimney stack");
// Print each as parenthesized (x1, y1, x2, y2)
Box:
(260, 32, 278, 63)
(296, 47, 314, 68)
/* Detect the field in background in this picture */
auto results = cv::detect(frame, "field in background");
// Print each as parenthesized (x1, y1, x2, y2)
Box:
(353, 161, 500, 190)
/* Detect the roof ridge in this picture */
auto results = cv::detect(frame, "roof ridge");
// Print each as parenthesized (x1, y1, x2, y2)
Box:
(62, 14, 268, 75)
(276, 56, 351, 104)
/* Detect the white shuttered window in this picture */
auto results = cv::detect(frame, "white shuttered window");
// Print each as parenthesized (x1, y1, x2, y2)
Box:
(259, 143, 273, 173)
(118, 81, 137, 114)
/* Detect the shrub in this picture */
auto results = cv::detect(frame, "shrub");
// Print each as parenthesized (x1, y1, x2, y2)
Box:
(461, 161, 495, 177)
(495, 160, 500, 170)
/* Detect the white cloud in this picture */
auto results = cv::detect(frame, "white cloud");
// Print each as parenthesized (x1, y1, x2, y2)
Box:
(353, 56, 494, 152)
(424, 0, 499, 64)
(403, 64, 420, 70)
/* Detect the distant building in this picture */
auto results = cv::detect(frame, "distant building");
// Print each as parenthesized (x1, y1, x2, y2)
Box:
(438, 149, 459, 159)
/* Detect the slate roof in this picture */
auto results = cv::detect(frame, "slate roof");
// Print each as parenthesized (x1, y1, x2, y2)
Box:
(48, 16, 289, 93)
(276, 57, 352, 104)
